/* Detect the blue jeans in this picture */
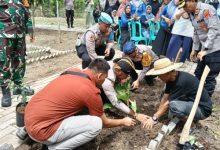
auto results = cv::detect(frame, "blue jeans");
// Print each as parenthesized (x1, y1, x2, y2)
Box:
(166, 34, 192, 62)
(169, 100, 206, 121)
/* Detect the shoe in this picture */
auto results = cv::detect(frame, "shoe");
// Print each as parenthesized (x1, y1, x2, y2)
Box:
(13, 85, 34, 96)
(16, 127, 28, 140)
(1, 86, 12, 107)
(41, 144, 49, 150)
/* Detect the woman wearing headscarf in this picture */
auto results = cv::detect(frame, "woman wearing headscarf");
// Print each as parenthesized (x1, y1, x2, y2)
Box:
(152, 0, 179, 56)
(140, 5, 155, 38)
(120, 5, 132, 50)
(130, 0, 146, 18)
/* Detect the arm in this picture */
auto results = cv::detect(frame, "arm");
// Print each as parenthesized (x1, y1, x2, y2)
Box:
(154, 93, 169, 119)
(100, 113, 136, 128)
(143, 93, 169, 129)
(85, 31, 98, 59)
(175, 8, 186, 20)
(203, 6, 220, 50)
(102, 79, 132, 114)
(24, 8, 34, 42)
(106, 31, 114, 50)
(160, 5, 170, 23)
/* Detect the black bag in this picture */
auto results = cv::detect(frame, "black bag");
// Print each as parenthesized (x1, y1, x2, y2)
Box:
(75, 45, 86, 58)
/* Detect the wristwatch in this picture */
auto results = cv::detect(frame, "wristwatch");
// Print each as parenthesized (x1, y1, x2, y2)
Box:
(152, 114, 158, 122)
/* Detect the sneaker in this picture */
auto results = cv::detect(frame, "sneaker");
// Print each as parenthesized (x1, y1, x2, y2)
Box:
(16, 127, 28, 140)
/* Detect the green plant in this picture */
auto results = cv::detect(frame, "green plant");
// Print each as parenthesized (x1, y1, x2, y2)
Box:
(17, 87, 28, 107)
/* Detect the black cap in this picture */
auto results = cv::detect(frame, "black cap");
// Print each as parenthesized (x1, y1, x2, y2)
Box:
(113, 57, 138, 81)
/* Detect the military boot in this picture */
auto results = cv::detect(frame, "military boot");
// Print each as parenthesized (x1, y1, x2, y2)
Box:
(1, 86, 12, 107)
(13, 85, 34, 96)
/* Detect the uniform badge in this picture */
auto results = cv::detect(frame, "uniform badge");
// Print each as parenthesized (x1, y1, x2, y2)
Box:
(142, 52, 152, 67)
(203, 9, 211, 19)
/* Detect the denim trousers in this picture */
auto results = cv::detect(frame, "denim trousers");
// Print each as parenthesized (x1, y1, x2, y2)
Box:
(169, 100, 206, 121)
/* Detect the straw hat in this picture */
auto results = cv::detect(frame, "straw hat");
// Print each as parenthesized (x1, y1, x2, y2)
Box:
(146, 58, 183, 76)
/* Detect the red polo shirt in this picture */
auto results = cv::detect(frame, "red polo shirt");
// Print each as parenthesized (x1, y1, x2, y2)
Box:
(25, 68, 103, 141)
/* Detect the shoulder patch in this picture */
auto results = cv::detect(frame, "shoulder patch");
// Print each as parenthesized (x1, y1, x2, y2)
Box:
(203, 9, 211, 19)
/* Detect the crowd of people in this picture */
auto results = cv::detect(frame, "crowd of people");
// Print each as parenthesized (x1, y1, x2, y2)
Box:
(1, 0, 220, 149)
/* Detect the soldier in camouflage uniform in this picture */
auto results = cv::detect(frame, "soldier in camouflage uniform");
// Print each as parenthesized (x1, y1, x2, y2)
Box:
(0, 0, 34, 107)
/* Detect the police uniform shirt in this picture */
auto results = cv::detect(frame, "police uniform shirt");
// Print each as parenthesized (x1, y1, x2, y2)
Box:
(190, 2, 220, 55)
(80, 24, 114, 59)
(136, 45, 159, 80)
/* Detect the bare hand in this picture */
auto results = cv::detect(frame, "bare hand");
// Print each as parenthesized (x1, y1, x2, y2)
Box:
(135, 113, 150, 122)
(197, 51, 207, 61)
(164, 18, 170, 24)
(123, 117, 136, 126)
(131, 80, 139, 90)
(142, 117, 156, 129)
(190, 50, 198, 62)
(104, 49, 110, 57)
(30, 37, 35, 43)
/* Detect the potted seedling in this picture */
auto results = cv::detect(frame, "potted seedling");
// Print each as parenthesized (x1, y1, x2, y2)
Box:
(15, 85, 29, 127)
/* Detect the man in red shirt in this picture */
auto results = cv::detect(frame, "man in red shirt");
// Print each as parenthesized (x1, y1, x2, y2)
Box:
(24, 58, 136, 149)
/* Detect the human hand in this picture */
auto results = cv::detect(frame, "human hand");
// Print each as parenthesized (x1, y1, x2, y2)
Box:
(142, 117, 157, 129)
(104, 48, 110, 57)
(131, 80, 139, 90)
(135, 113, 150, 122)
(190, 50, 198, 62)
(164, 18, 170, 24)
(197, 50, 207, 61)
(122, 117, 136, 126)
(30, 36, 35, 43)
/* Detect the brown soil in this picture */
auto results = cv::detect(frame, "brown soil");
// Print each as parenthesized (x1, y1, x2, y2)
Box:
(17, 29, 220, 150)
(24, 28, 81, 83)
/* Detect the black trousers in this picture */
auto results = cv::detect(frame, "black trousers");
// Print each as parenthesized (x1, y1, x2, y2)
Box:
(66, 9, 74, 27)
(195, 50, 220, 97)
(76, 44, 115, 69)
(152, 27, 172, 56)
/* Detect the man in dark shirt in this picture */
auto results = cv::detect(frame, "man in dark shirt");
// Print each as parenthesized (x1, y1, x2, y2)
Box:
(143, 58, 212, 129)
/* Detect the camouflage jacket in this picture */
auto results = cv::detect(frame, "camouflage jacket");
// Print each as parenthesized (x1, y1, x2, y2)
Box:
(0, 0, 33, 38)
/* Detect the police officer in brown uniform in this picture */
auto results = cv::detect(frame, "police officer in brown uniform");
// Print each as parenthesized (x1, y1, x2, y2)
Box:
(179, 0, 220, 97)
(75, 12, 115, 69)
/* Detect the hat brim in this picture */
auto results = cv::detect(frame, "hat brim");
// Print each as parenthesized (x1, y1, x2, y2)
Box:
(178, 1, 186, 9)
(146, 63, 183, 76)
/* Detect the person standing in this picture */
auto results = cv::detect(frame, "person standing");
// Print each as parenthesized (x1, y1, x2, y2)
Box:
(64, 0, 74, 28)
(166, 8, 194, 62)
(0, 0, 34, 107)
(179, 0, 220, 97)
(25, 58, 136, 149)
(85, 0, 95, 28)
